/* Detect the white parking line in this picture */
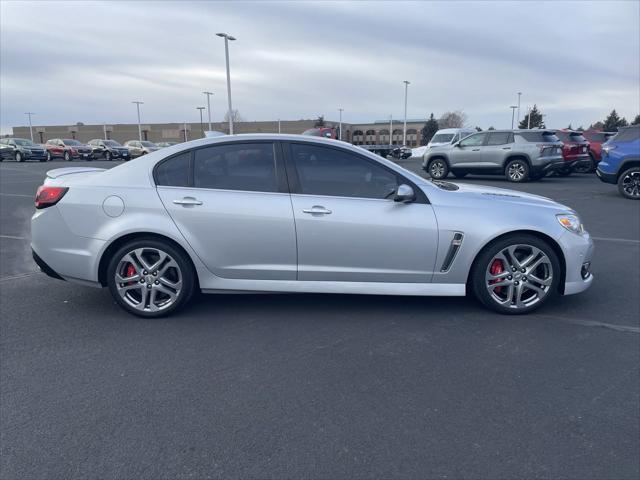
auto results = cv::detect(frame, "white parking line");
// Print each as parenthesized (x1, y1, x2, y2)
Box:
(0, 234, 28, 240)
(0, 271, 39, 282)
(592, 236, 640, 244)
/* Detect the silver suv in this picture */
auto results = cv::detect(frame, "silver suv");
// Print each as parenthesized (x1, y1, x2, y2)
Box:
(423, 130, 565, 182)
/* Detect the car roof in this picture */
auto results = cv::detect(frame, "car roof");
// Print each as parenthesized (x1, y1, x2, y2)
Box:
(434, 128, 474, 134)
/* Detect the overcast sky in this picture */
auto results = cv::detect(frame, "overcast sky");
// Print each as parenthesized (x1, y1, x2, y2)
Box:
(1, 0, 639, 134)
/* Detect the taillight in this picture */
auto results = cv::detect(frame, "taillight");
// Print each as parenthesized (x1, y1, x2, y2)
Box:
(35, 186, 68, 209)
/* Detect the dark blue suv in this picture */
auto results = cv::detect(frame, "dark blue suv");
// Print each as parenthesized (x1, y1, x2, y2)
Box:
(596, 125, 640, 199)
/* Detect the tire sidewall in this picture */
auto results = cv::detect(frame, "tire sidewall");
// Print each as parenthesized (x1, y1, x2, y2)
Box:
(470, 234, 561, 314)
(618, 167, 640, 200)
(106, 238, 196, 318)
(428, 158, 449, 179)
(64, 151, 71, 161)
(505, 159, 529, 182)
(15, 152, 23, 162)
(105, 151, 112, 161)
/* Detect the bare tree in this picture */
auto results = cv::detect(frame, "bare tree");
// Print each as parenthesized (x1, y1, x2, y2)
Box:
(438, 111, 467, 128)
(223, 109, 244, 123)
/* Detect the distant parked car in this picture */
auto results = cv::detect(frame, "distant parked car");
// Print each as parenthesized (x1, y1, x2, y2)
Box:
(87, 139, 131, 161)
(423, 130, 565, 182)
(390, 146, 412, 160)
(0, 138, 47, 162)
(156, 142, 178, 148)
(411, 128, 476, 159)
(555, 130, 591, 176)
(581, 130, 616, 173)
(45, 138, 93, 161)
(302, 127, 337, 139)
(124, 140, 160, 158)
(596, 125, 640, 199)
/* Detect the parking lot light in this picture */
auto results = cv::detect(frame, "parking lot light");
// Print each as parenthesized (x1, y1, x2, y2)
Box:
(517, 92, 522, 124)
(216, 33, 236, 135)
(403, 81, 410, 145)
(510, 105, 518, 129)
(203, 91, 213, 131)
(24, 112, 35, 142)
(339, 108, 343, 140)
(197, 107, 206, 135)
(132, 101, 144, 141)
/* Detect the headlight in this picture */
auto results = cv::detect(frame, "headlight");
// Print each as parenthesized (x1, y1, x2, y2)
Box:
(557, 214, 584, 235)
(602, 144, 616, 153)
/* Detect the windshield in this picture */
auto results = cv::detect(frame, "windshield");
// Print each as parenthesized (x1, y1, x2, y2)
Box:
(141, 141, 157, 147)
(104, 140, 122, 147)
(62, 139, 82, 146)
(430, 134, 455, 143)
(14, 139, 38, 147)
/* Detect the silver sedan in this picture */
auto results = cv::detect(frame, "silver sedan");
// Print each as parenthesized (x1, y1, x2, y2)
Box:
(31, 134, 594, 317)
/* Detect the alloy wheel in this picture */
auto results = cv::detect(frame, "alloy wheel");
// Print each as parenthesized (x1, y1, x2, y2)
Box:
(430, 160, 445, 179)
(508, 162, 526, 181)
(620, 170, 640, 198)
(114, 247, 183, 313)
(485, 244, 553, 310)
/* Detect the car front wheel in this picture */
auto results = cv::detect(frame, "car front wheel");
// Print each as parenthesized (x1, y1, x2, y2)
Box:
(64, 151, 71, 161)
(618, 167, 640, 199)
(428, 158, 449, 179)
(470, 234, 560, 314)
(105, 151, 112, 161)
(505, 159, 529, 182)
(46, 152, 52, 161)
(106, 238, 196, 318)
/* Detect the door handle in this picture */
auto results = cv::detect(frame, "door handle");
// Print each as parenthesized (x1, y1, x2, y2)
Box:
(472, 148, 480, 151)
(302, 206, 332, 215)
(173, 197, 203, 206)
(501, 147, 511, 150)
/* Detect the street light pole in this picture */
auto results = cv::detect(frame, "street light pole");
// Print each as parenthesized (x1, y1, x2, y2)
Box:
(338, 108, 343, 140)
(132, 101, 143, 140)
(197, 107, 205, 135)
(202, 91, 213, 131)
(216, 33, 236, 135)
(278, 119, 281, 134)
(402, 80, 410, 145)
(24, 112, 35, 142)
(389, 115, 393, 145)
(517, 92, 522, 124)
(510, 105, 518, 129)
(527, 106, 532, 129)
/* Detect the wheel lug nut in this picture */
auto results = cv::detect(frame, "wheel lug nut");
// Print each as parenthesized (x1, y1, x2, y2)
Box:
(515, 281, 520, 286)
(512, 267, 517, 272)
(154, 280, 159, 285)
(139, 279, 145, 283)
(153, 271, 157, 276)
(507, 275, 512, 280)
(521, 268, 526, 273)
(147, 284, 152, 288)
(143, 270, 148, 275)
(522, 277, 527, 282)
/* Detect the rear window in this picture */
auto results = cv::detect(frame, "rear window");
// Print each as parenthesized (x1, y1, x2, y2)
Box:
(430, 134, 455, 143)
(556, 131, 587, 143)
(611, 127, 640, 143)
(516, 131, 559, 143)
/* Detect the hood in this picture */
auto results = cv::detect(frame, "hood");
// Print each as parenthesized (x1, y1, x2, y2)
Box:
(438, 181, 572, 211)
(427, 141, 450, 148)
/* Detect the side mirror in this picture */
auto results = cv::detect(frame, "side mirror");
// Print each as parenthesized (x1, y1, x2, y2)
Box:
(394, 184, 415, 203)
(454, 142, 462, 148)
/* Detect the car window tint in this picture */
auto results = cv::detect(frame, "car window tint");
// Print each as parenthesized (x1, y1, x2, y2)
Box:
(290, 143, 398, 199)
(194, 143, 277, 192)
(156, 152, 190, 187)
(486, 132, 512, 146)
(613, 127, 640, 143)
(459, 133, 486, 147)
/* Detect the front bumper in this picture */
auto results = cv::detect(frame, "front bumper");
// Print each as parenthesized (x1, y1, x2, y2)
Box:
(558, 230, 594, 296)
(596, 167, 617, 184)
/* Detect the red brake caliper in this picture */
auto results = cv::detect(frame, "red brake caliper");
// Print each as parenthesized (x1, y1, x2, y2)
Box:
(489, 259, 504, 294)
(125, 263, 137, 285)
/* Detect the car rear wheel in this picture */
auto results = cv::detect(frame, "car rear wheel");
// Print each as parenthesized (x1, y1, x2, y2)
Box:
(618, 167, 640, 200)
(470, 234, 560, 314)
(106, 238, 196, 318)
(428, 158, 449, 179)
(64, 151, 71, 161)
(505, 159, 529, 182)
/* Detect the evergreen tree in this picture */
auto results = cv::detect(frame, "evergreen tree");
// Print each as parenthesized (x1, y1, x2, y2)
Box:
(488, 126, 495, 130)
(632, 114, 640, 126)
(602, 109, 628, 132)
(475, 126, 482, 132)
(589, 121, 604, 131)
(314, 115, 326, 127)
(421, 113, 439, 144)
(567, 123, 573, 130)
(518, 105, 543, 129)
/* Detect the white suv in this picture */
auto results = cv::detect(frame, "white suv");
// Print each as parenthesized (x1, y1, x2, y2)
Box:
(411, 128, 476, 158)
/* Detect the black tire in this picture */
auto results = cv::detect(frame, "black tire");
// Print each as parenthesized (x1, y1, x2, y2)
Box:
(505, 158, 530, 182)
(64, 151, 71, 162)
(427, 158, 449, 179)
(105, 151, 112, 161)
(15, 152, 24, 162)
(46, 151, 52, 162)
(470, 234, 561, 315)
(574, 153, 595, 174)
(452, 172, 467, 179)
(106, 237, 196, 318)
(617, 167, 640, 200)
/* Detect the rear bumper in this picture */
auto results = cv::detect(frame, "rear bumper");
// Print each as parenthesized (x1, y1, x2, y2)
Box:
(32, 249, 65, 280)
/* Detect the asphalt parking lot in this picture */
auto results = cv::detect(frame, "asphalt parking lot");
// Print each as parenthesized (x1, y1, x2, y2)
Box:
(1, 158, 639, 479)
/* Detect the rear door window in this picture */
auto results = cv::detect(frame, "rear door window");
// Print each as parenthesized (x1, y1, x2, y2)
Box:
(486, 132, 513, 146)
(194, 143, 278, 193)
(155, 152, 190, 187)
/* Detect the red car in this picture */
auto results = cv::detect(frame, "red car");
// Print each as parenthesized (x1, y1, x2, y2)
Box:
(581, 130, 617, 172)
(554, 130, 591, 176)
(302, 127, 337, 139)
(44, 138, 93, 161)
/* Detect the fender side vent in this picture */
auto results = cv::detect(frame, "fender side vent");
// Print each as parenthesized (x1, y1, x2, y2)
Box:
(440, 232, 464, 272)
